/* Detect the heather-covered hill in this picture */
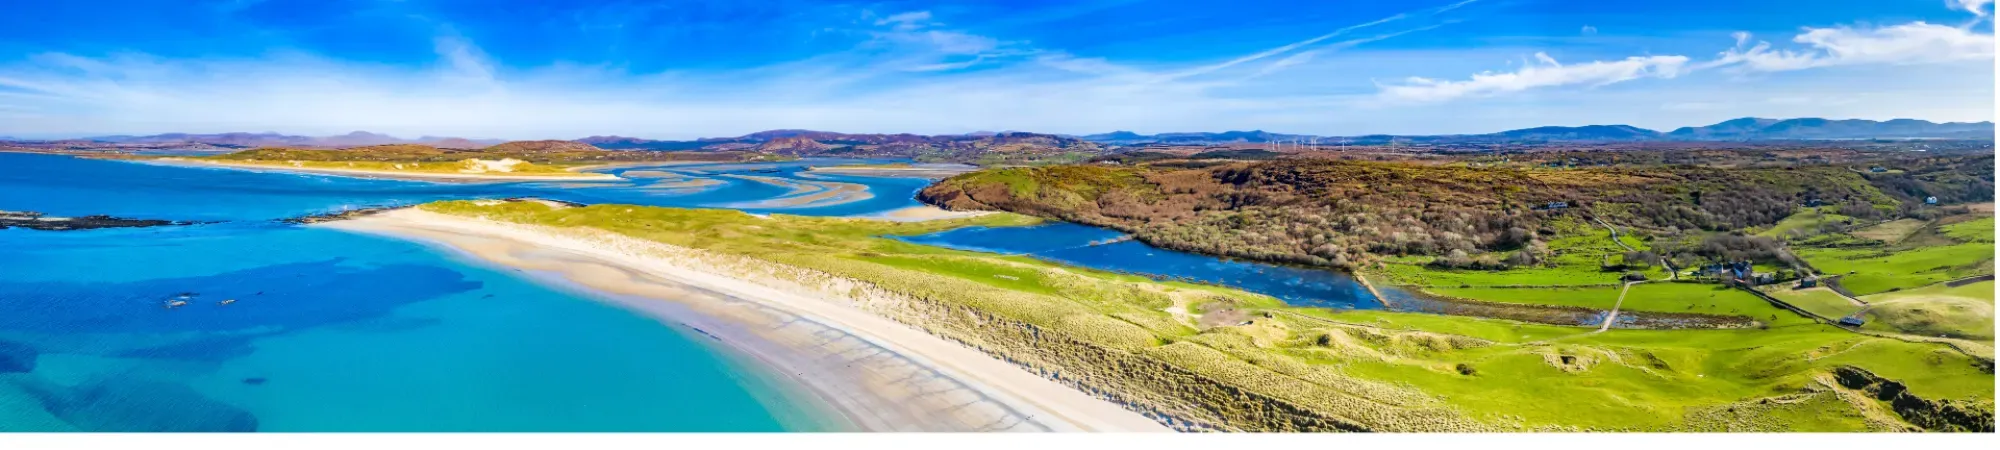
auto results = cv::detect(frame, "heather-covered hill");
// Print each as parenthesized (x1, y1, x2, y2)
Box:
(919, 156, 1990, 270)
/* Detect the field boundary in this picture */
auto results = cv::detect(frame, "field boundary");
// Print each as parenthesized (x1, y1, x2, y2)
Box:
(1733, 284, 1841, 327)
(1943, 274, 1996, 288)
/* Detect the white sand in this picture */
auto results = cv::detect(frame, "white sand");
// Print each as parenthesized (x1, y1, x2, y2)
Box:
(325, 209, 1170, 432)
(868, 206, 995, 222)
(150, 158, 624, 182)
(717, 174, 875, 208)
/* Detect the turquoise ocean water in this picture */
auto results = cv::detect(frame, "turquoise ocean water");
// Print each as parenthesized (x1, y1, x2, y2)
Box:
(0, 152, 1383, 431)
(0, 153, 915, 431)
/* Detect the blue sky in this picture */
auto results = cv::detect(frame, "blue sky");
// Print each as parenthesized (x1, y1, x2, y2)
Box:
(0, 0, 1992, 139)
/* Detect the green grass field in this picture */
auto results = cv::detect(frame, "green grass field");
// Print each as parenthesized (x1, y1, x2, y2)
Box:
(1620, 282, 1811, 324)
(1427, 282, 1806, 325)
(1372, 217, 1646, 288)
(1427, 286, 1621, 309)
(1942, 217, 1995, 243)
(417, 200, 1994, 431)
(1794, 212, 1994, 296)
(1757, 207, 1857, 239)
(1860, 280, 1995, 340)
(1851, 219, 1929, 244)
(1800, 243, 1994, 295)
(1766, 287, 1863, 320)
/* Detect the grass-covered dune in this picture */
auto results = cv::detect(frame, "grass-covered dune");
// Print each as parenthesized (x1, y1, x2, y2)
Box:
(1861, 280, 1995, 341)
(413, 200, 1995, 432)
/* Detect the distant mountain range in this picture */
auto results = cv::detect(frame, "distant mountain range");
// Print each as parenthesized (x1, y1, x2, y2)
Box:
(572, 130, 1101, 159)
(1082, 118, 1994, 145)
(5, 117, 1987, 157)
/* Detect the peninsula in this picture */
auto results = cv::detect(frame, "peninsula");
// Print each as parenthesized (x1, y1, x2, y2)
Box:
(323, 197, 1995, 432)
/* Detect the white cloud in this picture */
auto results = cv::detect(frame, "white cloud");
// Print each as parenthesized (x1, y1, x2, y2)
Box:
(1249, 24, 1446, 79)
(854, 11, 1034, 72)
(874, 11, 934, 31)
(1376, 52, 1690, 102)
(0, 46, 1271, 138)
(0, 0, 1988, 138)
(1951, 0, 1993, 17)
(1169, 0, 1475, 80)
(1581, 25, 1597, 35)
(1377, 3, 1997, 104)
(1716, 22, 1994, 71)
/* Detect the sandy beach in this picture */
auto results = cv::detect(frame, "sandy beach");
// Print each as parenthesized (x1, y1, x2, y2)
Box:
(149, 158, 625, 182)
(868, 205, 995, 222)
(717, 174, 875, 208)
(325, 209, 1170, 432)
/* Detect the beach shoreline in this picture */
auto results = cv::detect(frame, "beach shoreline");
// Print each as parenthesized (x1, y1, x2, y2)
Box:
(323, 208, 1171, 432)
(146, 158, 626, 182)
(866, 205, 995, 222)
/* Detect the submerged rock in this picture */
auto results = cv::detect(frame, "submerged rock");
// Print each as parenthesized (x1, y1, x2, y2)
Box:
(0, 340, 36, 373)
(278, 206, 399, 224)
(30, 379, 259, 432)
(0, 210, 196, 231)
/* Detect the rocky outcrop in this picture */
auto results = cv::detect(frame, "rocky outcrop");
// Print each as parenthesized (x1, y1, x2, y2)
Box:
(1, 210, 196, 231)
(1833, 366, 1994, 432)
(279, 207, 399, 224)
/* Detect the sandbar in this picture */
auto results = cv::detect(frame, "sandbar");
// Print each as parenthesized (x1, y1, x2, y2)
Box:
(718, 174, 874, 208)
(147, 158, 624, 182)
(864, 206, 996, 222)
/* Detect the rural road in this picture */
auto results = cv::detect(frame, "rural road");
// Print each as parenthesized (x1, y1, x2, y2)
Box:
(1595, 280, 1646, 332)
(1589, 213, 1676, 279)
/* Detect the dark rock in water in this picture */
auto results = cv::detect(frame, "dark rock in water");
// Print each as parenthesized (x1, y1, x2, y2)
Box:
(30, 380, 259, 432)
(0, 340, 37, 373)
(114, 333, 264, 363)
(279, 206, 399, 224)
(241, 377, 267, 385)
(1, 210, 200, 231)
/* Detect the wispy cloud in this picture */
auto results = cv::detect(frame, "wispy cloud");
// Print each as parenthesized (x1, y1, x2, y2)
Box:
(1376, 3, 1995, 103)
(1712, 21, 1994, 71)
(1250, 23, 1449, 79)
(1168, 0, 1475, 80)
(1951, 0, 1993, 17)
(1377, 52, 1691, 103)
